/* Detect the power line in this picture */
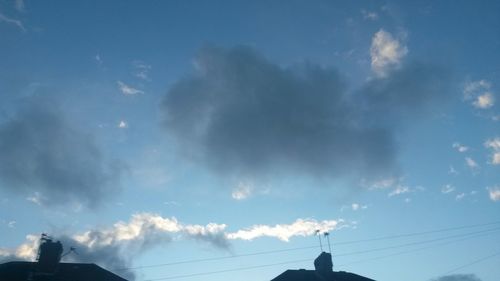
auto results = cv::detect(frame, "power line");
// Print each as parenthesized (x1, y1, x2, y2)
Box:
(116, 245, 318, 271)
(333, 227, 500, 258)
(115, 220, 500, 271)
(143, 258, 312, 281)
(140, 228, 500, 281)
(336, 227, 500, 267)
(335, 220, 500, 246)
(442, 250, 500, 275)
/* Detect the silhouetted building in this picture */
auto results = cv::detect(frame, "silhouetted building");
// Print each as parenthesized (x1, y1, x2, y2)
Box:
(271, 252, 375, 281)
(0, 235, 127, 281)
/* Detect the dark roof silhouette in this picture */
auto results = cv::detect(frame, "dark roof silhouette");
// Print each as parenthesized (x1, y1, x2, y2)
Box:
(271, 269, 376, 281)
(271, 252, 375, 281)
(0, 261, 127, 281)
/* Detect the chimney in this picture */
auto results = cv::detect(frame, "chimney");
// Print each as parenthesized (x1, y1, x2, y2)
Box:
(314, 252, 333, 277)
(36, 235, 63, 274)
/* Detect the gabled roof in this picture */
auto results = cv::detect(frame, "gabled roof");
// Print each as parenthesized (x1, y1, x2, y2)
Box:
(271, 269, 376, 281)
(0, 261, 128, 281)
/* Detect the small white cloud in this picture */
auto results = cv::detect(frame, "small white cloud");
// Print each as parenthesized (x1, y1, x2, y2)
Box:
(365, 177, 399, 190)
(117, 81, 144, 95)
(26, 193, 43, 206)
(0, 12, 25, 31)
(118, 120, 128, 129)
(488, 186, 500, 201)
(455, 193, 465, 200)
(361, 10, 379, 20)
(370, 29, 408, 77)
(7, 221, 16, 228)
(464, 80, 491, 99)
(388, 185, 410, 197)
(465, 157, 479, 170)
(441, 184, 455, 194)
(133, 60, 152, 81)
(95, 54, 103, 65)
(350, 203, 367, 211)
(452, 142, 469, 152)
(484, 138, 500, 165)
(231, 182, 253, 200)
(473, 92, 495, 109)
(448, 166, 459, 175)
(464, 80, 495, 109)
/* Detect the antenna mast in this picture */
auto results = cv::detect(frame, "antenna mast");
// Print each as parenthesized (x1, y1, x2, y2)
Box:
(315, 230, 323, 252)
(324, 232, 332, 253)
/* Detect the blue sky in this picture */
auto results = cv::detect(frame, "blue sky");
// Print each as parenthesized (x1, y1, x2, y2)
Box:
(1, 1, 500, 281)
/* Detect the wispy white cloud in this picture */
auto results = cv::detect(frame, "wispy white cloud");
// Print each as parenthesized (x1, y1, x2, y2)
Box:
(464, 80, 495, 109)
(465, 157, 479, 170)
(364, 177, 399, 190)
(117, 81, 144, 95)
(227, 218, 342, 242)
(464, 80, 491, 98)
(364, 177, 421, 198)
(361, 10, 378, 20)
(370, 29, 408, 77)
(488, 186, 500, 202)
(351, 203, 367, 211)
(95, 54, 103, 66)
(388, 185, 411, 197)
(132, 60, 152, 81)
(455, 192, 465, 200)
(7, 221, 16, 228)
(441, 184, 455, 194)
(26, 192, 44, 206)
(118, 120, 128, 129)
(452, 142, 469, 152)
(484, 138, 500, 165)
(0, 12, 25, 31)
(448, 165, 459, 175)
(231, 182, 253, 200)
(1, 213, 344, 262)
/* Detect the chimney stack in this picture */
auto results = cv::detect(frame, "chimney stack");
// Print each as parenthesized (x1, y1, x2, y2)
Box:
(314, 252, 333, 277)
(36, 234, 63, 275)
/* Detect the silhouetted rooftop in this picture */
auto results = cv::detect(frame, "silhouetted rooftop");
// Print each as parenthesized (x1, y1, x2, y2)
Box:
(271, 252, 376, 281)
(271, 269, 376, 281)
(0, 261, 128, 281)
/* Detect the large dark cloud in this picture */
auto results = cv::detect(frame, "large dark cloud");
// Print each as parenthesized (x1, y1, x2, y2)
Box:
(431, 274, 482, 281)
(161, 46, 451, 181)
(0, 97, 125, 207)
(357, 62, 451, 126)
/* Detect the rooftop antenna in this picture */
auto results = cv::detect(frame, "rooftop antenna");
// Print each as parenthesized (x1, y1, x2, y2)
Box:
(315, 230, 323, 252)
(61, 247, 78, 258)
(324, 232, 332, 253)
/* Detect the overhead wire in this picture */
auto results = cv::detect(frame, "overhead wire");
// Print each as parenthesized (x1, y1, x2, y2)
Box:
(115, 220, 500, 272)
(140, 228, 500, 281)
(333, 226, 500, 258)
(142, 258, 313, 281)
(442, 250, 500, 275)
(336, 227, 500, 267)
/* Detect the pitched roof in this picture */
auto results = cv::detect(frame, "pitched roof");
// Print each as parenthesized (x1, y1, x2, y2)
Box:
(271, 269, 376, 281)
(0, 261, 128, 281)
